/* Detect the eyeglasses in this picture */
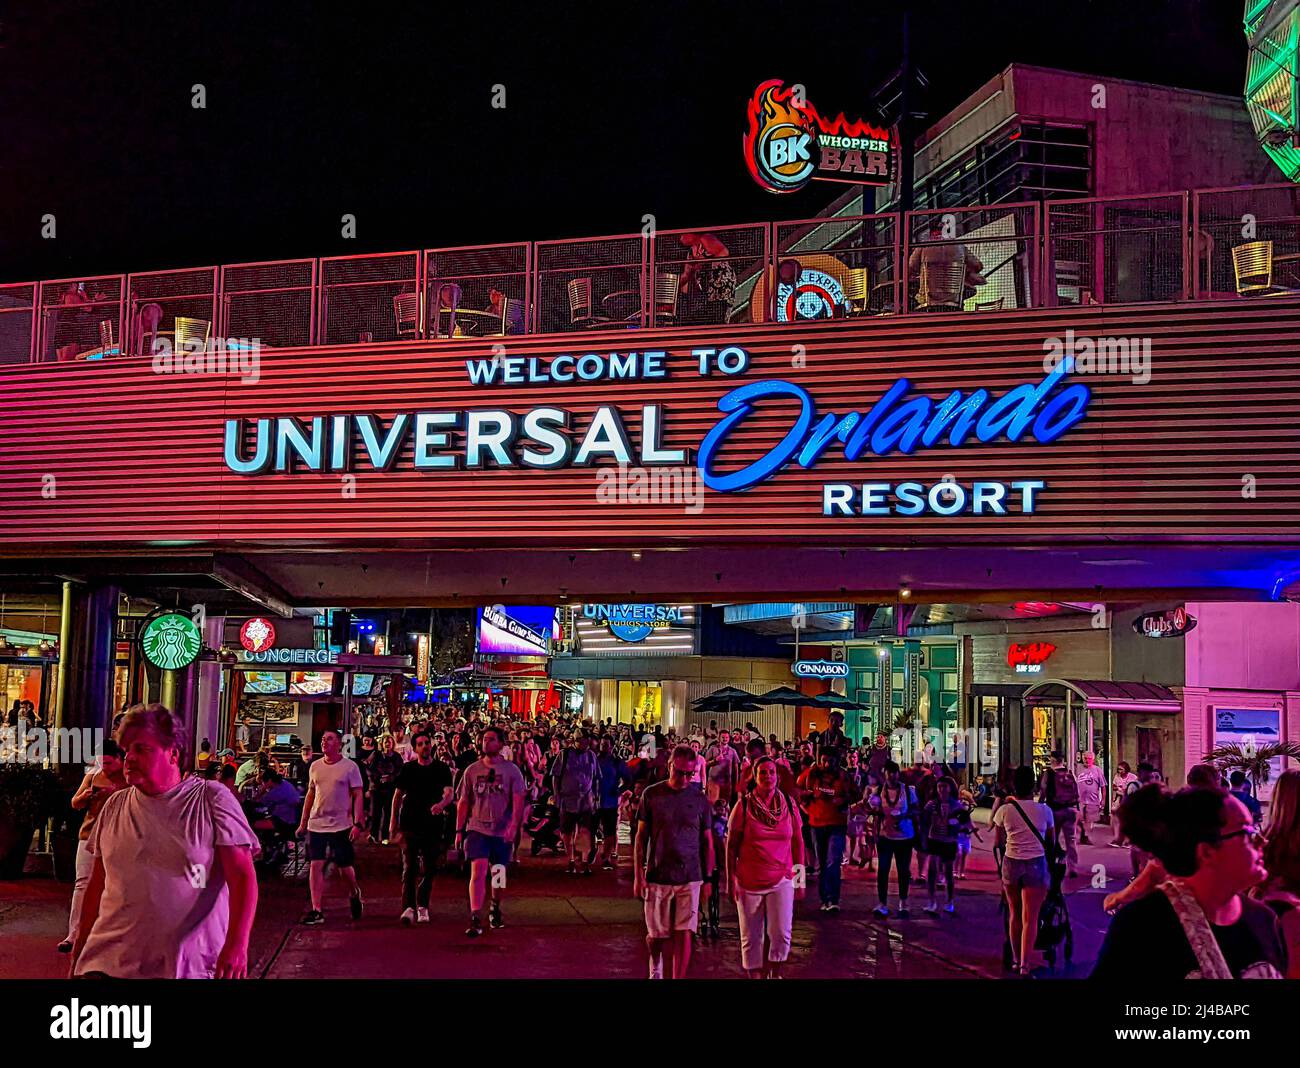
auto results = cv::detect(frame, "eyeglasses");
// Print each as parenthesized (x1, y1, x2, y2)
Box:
(1215, 825, 1266, 844)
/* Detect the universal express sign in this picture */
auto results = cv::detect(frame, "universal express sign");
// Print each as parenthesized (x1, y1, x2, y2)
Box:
(222, 343, 1091, 518)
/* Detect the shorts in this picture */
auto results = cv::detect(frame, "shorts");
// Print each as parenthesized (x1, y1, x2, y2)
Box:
(307, 829, 355, 867)
(643, 881, 703, 939)
(464, 831, 513, 866)
(560, 809, 594, 834)
(1001, 855, 1049, 891)
(595, 807, 618, 836)
(926, 839, 957, 861)
(1080, 803, 1101, 824)
(957, 835, 971, 855)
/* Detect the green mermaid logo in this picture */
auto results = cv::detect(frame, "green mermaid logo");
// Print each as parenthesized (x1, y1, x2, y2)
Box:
(140, 613, 203, 670)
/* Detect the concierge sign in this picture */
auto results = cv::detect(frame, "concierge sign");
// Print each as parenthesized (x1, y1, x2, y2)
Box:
(744, 80, 897, 194)
(222, 342, 1090, 520)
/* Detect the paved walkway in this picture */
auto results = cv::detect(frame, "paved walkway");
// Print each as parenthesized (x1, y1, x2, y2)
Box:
(1, 813, 1130, 980)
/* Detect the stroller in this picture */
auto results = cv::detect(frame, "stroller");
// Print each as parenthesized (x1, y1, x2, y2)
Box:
(526, 797, 564, 856)
(698, 798, 728, 940)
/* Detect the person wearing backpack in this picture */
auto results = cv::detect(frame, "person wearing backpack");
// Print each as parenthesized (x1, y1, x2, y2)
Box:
(554, 731, 599, 875)
(1039, 750, 1081, 877)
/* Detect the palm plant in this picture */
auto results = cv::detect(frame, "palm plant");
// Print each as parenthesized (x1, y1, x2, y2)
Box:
(1202, 741, 1300, 794)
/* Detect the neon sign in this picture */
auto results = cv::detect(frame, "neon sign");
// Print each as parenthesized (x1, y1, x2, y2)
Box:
(223, 342, 1091, 517)
(1007, 641, 1056, 674)
(1133, 606, 1197, 639)
(239, 617, 276, 653)
(583, 603, 684, 643)
(744, 80, 896, 194)
(777, 268, 846, 321)
(792, 659, 849, 678)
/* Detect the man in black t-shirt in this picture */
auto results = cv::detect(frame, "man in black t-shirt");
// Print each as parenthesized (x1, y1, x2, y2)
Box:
(390, 732, 455, 925)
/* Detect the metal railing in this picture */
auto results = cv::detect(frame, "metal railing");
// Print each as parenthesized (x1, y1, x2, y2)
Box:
(2, 182, 1297, 366)
(1044, 192, 1189, 306)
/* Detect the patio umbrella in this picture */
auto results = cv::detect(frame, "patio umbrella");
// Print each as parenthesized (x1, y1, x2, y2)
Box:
(810, 692, 869, 711)
(694, 698, 764, 715)
(754, 686, 823, 707)
(692, 686, 758, 709)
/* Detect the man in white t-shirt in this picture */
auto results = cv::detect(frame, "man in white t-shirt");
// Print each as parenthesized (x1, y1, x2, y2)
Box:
(71, 703, 259, 979)
(296, 729, 365, 926)
(1075, 751, 1107, 844)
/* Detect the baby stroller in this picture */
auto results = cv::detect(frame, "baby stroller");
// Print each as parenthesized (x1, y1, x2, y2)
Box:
(995, 844, 1074, 972)
(698, 798, 728, 940)
(526, 797, 564, 856)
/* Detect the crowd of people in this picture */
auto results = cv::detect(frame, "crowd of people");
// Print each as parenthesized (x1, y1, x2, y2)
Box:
(48, 699, 1299, 982)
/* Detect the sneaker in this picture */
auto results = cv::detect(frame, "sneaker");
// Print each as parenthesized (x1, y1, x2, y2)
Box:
(872, 904, 889, 918)
(565, 862, 577, 875)
(944, 902, 956, 914)
(350, 892, 363, 920)
(898, 904, 911, 919)
(301, 909, 325, 925)
(819, 901, 831, 911)
(580, 862, 593, 876)
(56, 939, 73, 954)
(923, 902, 939, 914)
(602, 860, 614, 871)
(466, 913, 483, 938)
(400, 907, 416, 926)
(489, 904, 505, 929)
(826, 902, 840, 913)
(416, 907, 430, 924)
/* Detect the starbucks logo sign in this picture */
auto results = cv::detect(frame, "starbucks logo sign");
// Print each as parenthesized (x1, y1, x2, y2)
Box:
(140, 613, 203, 670)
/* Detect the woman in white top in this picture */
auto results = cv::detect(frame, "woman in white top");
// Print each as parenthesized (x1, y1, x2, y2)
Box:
(1111, 762, 1139, 847)
(991, 765, 1054, 975)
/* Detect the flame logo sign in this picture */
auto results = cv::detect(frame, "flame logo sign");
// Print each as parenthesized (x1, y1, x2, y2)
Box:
(743, 80, 818, 193)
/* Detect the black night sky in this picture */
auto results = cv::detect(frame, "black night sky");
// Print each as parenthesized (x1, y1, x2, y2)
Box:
(0, 0, 1248, 281)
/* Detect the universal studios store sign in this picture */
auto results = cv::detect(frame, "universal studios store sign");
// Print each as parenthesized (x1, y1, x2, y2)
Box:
(222, 343, 1091, 517)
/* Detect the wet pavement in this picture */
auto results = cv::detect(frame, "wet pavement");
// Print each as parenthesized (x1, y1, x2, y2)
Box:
(1, 812, 1130, 979)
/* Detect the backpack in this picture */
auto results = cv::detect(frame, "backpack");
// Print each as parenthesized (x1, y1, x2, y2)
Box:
(555, 749, 596, 809)
(1046, 766, 1079, 808)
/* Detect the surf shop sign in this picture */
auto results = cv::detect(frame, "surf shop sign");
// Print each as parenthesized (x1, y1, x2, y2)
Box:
(743, 79, 897, 194)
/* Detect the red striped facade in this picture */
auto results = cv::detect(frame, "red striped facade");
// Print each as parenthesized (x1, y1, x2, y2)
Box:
(3, 298, 1299, 551)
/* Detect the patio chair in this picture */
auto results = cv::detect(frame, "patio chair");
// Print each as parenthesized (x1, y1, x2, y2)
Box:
(915, 261, 966, 311)
(137, 302, 164, 355)
(653, 272, 680, 325)
(567, 277, 599, 328)
(431, 283, 462, 337)
(393, 291, 423, 339)
(174, 316, 211, 352)
(1230, 240, 1299, 297)
(842, 268, 869, 314)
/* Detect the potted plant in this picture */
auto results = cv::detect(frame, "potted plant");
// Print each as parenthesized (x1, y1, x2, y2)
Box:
(1203, 740, 1300, 799)
(0, 763, 65, 879)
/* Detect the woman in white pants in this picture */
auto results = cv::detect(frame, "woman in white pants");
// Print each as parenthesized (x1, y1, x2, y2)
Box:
(58, 740, 126, 953)
(727, 757, 805, 978)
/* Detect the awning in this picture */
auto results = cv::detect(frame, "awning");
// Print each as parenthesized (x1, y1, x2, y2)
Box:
(1021, 678, 1181, 715)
